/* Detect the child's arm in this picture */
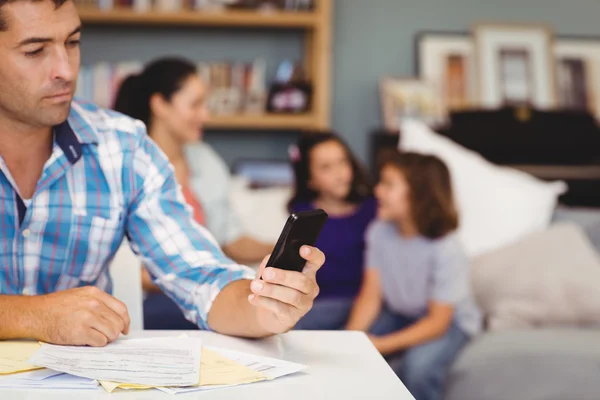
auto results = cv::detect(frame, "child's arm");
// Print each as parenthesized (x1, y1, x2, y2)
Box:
(370, 301, 453, 355)
(345, 269, 383, 331)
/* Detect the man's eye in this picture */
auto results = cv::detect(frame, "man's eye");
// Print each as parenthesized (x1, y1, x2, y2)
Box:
(25, 48, 44, 57)
(68, 39, 81, 47)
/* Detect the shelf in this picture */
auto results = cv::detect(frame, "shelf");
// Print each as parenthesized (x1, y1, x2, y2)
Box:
(77, 8, 318, 28)
(205, 113, 317, 130)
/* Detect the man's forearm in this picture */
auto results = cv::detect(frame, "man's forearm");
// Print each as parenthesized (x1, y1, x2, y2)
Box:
(0, 295, 40, 340)
(206, 280, 273, 338)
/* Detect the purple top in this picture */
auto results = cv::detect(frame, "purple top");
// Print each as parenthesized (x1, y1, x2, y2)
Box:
(292, 197, 377, 299)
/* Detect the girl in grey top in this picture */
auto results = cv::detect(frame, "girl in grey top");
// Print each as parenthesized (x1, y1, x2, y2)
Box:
(346, 152, 481, 400)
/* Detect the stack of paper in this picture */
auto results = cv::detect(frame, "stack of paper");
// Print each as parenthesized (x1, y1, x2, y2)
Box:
(0, 369, 99, 390)
(0, 341, 42, 375)
(0, 337, 306, 394)
(29, 337, 203, 387)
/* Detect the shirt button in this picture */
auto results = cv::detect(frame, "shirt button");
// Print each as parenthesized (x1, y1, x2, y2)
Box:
(22, 229, 31, 238)
(164, 273, 176, 282)
(23, 288, 33, 295)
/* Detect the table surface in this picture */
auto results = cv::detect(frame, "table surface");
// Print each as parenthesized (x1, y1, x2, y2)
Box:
(2, 330, 414, 400)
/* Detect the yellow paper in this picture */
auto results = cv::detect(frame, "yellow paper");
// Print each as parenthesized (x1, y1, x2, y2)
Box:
(199, 348, 268, 386)
(99, 348, 267, 392)
(0, 341, 43, 375)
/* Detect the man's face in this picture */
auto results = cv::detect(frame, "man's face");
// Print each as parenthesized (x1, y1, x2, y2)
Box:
(0, 0, 80, 129)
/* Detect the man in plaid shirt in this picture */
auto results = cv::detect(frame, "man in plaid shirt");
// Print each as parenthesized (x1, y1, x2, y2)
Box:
(0, 0, 324, 346)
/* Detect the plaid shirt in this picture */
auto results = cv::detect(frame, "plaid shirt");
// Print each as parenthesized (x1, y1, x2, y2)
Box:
(0, 99, 255, 329)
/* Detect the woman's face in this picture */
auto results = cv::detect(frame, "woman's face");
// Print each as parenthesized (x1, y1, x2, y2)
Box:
(156, 74, 209, 143)
(375, 165, 411, 221)
(308, 140, 354, 201)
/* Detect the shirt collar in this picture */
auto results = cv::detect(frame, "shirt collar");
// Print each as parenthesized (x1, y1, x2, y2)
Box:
(53, 100, 101, 165)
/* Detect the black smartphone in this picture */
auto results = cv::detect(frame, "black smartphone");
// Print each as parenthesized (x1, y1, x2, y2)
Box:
(265, 209, 328, 273)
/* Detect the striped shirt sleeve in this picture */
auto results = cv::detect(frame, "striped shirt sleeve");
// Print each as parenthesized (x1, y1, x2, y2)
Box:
(124, 124, 255, 330)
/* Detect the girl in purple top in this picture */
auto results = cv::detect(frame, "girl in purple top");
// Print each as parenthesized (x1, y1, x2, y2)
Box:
(289, 132, 376, 330)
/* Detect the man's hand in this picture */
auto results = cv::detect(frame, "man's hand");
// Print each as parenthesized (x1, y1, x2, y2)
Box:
(248, 245, 324, 334)
(32, 286, 130, 347)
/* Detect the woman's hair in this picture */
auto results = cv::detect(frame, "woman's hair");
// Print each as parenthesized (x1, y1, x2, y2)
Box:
(113, 57, 198, 130)
(382, 151, 458, 239)
(288, 131, 373, 212)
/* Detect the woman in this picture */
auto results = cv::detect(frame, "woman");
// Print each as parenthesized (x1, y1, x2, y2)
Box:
(114, 57, 273, 329)
(289, 132, 376, 330)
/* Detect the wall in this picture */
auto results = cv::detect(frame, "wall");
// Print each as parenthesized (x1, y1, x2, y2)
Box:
(81, 0, 600, 166)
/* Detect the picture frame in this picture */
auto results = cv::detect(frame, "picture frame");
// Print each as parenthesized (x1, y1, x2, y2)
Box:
(554, 37, 600, 118)
(379, 77, 446, 131)
(415, 31, 477, 111)
(474, 23, 557, 109)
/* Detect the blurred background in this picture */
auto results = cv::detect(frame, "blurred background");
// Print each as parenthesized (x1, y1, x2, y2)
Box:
(78, 2, 600, 399)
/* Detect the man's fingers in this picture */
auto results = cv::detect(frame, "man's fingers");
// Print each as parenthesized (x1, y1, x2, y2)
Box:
(260, 268, 314, 296)
(99, 309, 125, 342)
(257, 255, 270, 279)
(248, 293, 292, 317)
(299, 246, 325, 277)
(87, 308, 121, 343)
(250, 280, 308, 309)
(84, 328, 109, 347)
(89, 288, 131, 334)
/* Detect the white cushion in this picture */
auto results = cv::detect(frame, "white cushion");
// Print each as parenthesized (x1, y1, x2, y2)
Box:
(228, 177, 291, 244)
(399, 120, 567, 257)
(472, 224, 600, 330)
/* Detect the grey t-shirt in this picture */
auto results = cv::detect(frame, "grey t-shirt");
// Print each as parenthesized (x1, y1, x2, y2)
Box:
(366, 220, 482, 336)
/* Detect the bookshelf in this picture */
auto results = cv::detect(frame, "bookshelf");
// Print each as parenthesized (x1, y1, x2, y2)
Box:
(205, 113, 316, 130)
(77, 0, 333, 131)
(77, 8, 318, 28)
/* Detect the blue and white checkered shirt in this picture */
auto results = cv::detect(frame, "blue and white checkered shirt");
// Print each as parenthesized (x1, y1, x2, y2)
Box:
(0, 99, 255, 329)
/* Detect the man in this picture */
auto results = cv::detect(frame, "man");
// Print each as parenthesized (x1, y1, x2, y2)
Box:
(0, 0, 324, 347)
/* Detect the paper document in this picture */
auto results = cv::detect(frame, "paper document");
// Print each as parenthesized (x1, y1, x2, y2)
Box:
(99, 347, 267, 393)
(28, 337, 202, 387)
(0, 341, 43, 374)
(0, 370, 99, 390)
(159, 346, 306, 395)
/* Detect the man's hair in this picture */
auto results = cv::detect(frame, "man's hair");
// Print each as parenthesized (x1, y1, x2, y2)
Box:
(0, 0, 67, 31)
(381, 151, 459, 239)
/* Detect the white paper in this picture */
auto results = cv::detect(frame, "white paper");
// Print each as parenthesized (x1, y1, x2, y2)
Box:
(28, 338, 202, 387)
(0, 369, 63, 382)
(159, 346, 306, 395)
(0, 372, 99, 390)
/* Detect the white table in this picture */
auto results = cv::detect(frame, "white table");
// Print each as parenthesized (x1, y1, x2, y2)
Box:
(2, 331, 414, 400)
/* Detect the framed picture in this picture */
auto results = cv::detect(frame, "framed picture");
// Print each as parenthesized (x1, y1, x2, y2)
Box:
(379, 77, 446, 131)
(416, 32, 476, 111)
(474, 24, 556, 109)
(554, 37, 600, 118)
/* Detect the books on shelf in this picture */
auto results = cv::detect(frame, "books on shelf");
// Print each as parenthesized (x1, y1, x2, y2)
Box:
(76, 59, 267, 116)
(73, 0, 314, 12)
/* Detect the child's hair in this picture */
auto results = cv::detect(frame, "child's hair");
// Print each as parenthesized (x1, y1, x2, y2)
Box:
(288, 131, 373, 212)
(113, 57, 198, 130)
(382, 151, 458, 239)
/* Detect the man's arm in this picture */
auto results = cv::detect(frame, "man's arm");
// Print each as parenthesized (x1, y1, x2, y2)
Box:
(0, 295, 38, 340)
(126, 129, 323, 336)
(0, 287, 130, 346)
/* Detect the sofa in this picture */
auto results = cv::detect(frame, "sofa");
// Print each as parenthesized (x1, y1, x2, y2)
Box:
(445, 207, 600, 400)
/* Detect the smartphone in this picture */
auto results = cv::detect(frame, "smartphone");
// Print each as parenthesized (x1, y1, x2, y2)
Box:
(265, 209, 328, 273)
